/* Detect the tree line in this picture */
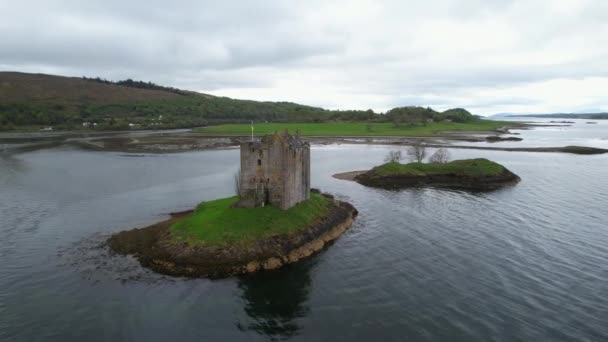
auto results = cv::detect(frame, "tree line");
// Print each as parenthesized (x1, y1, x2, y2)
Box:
(81, 76, 191, 95)
(0, 75, 477, 130)
(0, 100, 476, 131)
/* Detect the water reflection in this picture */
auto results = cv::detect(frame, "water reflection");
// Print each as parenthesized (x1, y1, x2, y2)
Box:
(237, 261, 314, 340)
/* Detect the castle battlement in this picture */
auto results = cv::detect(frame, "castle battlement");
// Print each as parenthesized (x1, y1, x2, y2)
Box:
(237, 130, 310, 210)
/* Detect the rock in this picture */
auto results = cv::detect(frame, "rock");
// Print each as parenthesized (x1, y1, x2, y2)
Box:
(485, 136, 523, 142)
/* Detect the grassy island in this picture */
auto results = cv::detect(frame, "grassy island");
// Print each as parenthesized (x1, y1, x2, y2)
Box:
(108, 193, 357, 278)
(335, 158, 520, 191)
(170, 193, 331, 247)
(366, 159, 506, 178)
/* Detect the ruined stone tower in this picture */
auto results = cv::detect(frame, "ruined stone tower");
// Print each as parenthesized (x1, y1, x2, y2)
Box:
(237, 130, 311, 210)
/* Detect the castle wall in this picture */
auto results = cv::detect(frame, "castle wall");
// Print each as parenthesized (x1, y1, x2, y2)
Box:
(238, 142, 270, 208)
(278, 142, 310, 209)
(267, 138, 286, 209)
(237, 132, 310, 210)
(287, 146, 297, 208)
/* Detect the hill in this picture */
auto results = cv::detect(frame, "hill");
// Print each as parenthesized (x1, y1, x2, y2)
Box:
(0, 72, 186, 104)
(1, 72, 357, 130)
(0, 72, 477, 131)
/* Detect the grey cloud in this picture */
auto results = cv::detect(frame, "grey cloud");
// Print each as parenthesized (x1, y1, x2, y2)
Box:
(1, 0, 607, 114)
(0, 0, 344, 72)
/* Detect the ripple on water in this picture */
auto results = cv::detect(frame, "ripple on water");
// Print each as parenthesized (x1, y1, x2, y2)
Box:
(55, 233, 177, 285)
(2, 144, 608, 340)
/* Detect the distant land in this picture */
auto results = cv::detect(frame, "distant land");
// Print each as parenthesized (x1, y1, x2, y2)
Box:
(1, 71, 480, 131)
(491, 113, 608, 120)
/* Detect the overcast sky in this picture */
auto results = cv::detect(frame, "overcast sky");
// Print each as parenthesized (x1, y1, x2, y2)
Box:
(1, 0, 607, 115)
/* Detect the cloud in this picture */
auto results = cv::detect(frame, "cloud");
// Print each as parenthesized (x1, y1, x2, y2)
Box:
(1, 0, 607, 114)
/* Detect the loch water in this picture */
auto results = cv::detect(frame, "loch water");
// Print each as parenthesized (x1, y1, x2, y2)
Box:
(1, 120, 608, 341)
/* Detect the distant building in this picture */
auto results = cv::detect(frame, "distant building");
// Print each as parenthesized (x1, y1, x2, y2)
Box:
(237, 130, 311, 210)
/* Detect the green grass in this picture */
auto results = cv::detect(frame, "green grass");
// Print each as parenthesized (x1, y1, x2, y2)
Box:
(170, 193, 332, 247)
(368, 159, 505, 178)
(195, 121, 510, 137)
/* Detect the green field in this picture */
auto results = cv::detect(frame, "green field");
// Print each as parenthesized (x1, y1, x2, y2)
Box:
(195, 120, 509, 137)
(170, 193, 331, 247)
(367, 159, 505, 178)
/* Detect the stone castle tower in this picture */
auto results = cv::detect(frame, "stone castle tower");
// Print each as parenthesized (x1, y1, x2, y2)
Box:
(237, 130, 310, 210)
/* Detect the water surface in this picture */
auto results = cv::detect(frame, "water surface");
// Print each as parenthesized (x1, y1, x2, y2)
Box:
(467, 117, 608, 148)
(1, 130, 608, 341)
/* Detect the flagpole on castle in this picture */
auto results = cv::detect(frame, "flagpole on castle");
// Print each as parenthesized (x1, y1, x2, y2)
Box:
(251, 121, 254, 142)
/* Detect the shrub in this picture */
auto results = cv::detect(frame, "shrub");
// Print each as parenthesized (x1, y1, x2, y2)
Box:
(430, 148, 450, 164)
(406, 143, 427, 163)
(384, 150, 403, 163)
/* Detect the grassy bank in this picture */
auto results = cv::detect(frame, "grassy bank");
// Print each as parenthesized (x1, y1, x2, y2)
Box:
(170, 193, 331, 247)
(195, 121, 510, 137)
(367, 159, 506, 178)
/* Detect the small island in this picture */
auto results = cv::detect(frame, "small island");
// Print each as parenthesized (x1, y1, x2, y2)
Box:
(108, 131, 357, 278)
(109, 192, 356, 278)
(485, 135, 523, 142)
(335, 148, 520, 191)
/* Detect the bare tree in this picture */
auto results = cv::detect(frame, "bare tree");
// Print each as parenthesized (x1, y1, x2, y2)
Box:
(384, 150, 403, 163)
(407, 143, 427, 163)
(234, 168, 241, 196)
(429, 148, 451, 164)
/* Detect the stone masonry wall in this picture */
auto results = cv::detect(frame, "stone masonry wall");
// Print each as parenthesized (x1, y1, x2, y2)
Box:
(237, 132, 310, 210)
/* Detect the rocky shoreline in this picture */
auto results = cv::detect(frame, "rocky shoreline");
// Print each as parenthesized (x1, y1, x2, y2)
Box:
(485, 136, 523, 142)
(107, 195, 357, 278)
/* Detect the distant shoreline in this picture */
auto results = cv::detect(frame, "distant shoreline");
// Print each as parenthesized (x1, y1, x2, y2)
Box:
(2, 129, 607, 155)
(495, 114, 608, 120)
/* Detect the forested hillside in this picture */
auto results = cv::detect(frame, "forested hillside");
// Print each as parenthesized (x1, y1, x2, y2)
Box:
(0, 72, 476, 131)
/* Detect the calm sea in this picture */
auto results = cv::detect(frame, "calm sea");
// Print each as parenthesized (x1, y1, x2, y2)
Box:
(1, 120, 607, 341)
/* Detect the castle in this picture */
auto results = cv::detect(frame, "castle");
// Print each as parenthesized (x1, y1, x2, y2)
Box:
(237, 130, 311, 210)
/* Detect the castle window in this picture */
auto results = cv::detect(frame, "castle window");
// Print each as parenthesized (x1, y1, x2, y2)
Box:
(258, 159, 261, 166)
